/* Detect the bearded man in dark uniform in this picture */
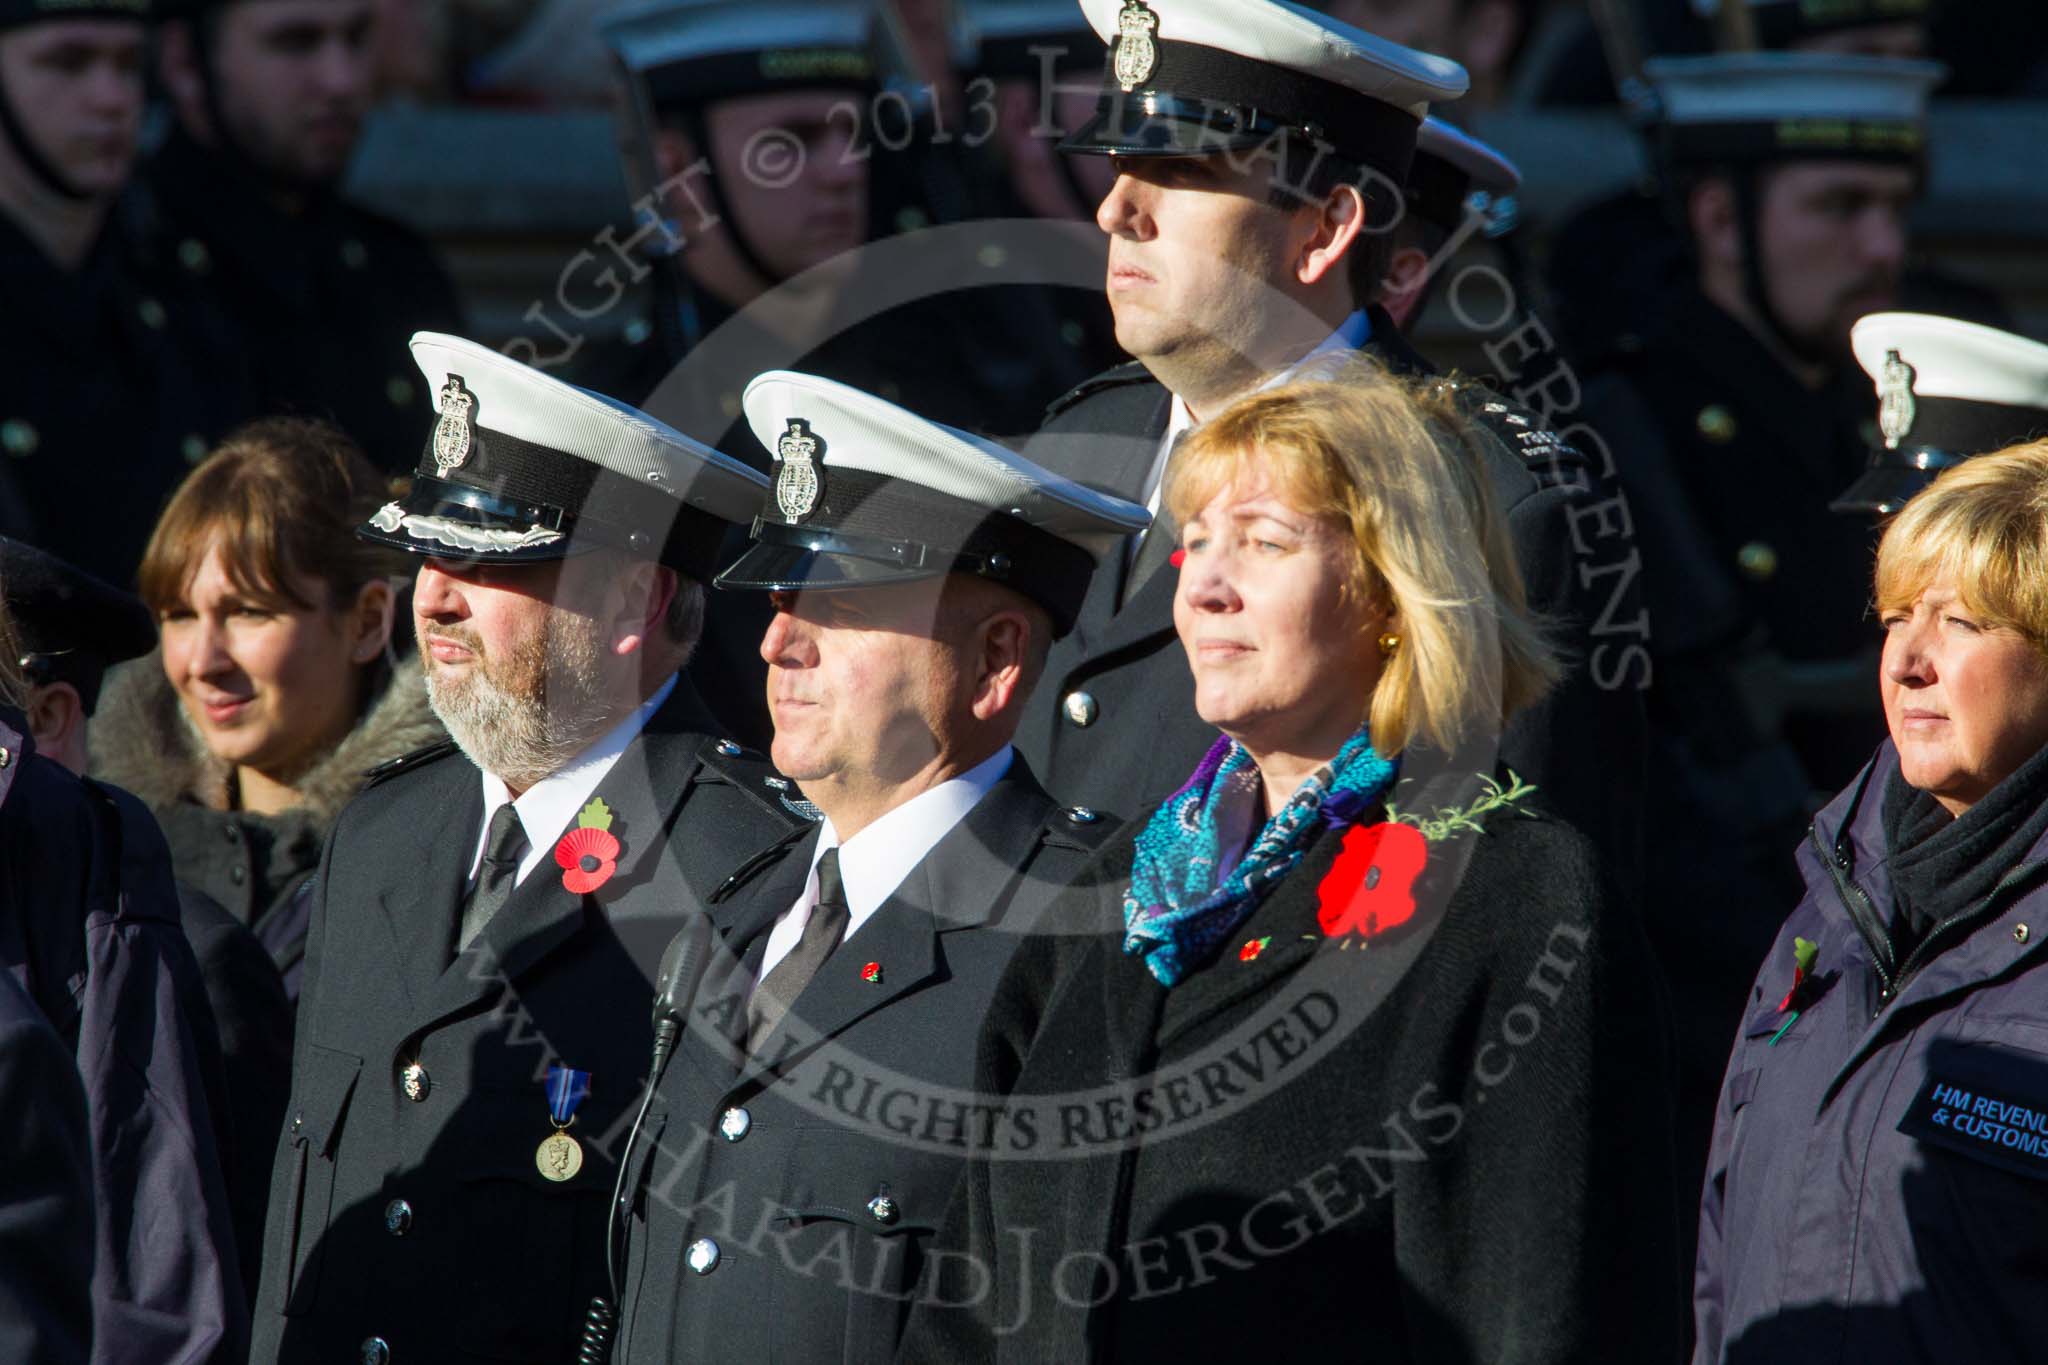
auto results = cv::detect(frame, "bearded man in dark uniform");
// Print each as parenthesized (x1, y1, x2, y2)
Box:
(252, 334, 811, 1365)
(148, 0, 461, 470)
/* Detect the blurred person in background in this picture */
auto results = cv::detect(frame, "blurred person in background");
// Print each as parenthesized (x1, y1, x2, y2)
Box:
(0, 0, 247, 587)
(91, 418, 442, 998)
(902, 364, 1681, 1362)
(0, 569, 243, 1363)
(7, 535, 292, 1308)
(596, 0, 1093, 748)
(1696, 439, 2048, 1364)
(1378, 115, 1521, 334)
(1573, 52, 1941, 1275)
(150, 0, 463, 470)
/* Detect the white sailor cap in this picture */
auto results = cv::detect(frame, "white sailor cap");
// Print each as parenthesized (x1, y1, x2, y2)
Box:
(1058, 0, 1466, 181)
(358, 332, 767, 575)
(964, 0, 1097, 79)
(1690, 0, 1931, 49)
(1408, 116, 1520, 236)
(1832, 313, 2048, 516)
(601, 0, 878, 109)
(716, 371, 1150, 636)
(1644, 52, 1942, 166)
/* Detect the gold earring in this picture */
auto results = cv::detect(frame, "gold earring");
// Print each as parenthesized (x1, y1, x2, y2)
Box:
(1377, 632, 1400, 657)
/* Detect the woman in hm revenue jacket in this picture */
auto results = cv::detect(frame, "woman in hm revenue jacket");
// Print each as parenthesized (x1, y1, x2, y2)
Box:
(898, 361, 1684, 1364)
(1696, 439, 2048, 1365)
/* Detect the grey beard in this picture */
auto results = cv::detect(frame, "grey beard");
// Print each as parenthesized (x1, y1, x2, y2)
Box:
(425, 613, 613, 789)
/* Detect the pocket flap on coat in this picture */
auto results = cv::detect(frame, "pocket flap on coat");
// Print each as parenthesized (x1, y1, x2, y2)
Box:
(296, 1045, 363, 1158)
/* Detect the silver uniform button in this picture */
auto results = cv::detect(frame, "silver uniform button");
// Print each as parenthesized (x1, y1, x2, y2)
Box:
(685, 1238, 720, 1274)
(867, 1195, 898, 1225)
(718, 1107, 751, 1142)
(400, 1062, 430, 1102)
(716, 740, 743, 757)
(383, 1199, 413, 1236)
(360, 1337, 391, 1365)
(1063, 691, 1098, 728)
(1066, 807, 1099, 825)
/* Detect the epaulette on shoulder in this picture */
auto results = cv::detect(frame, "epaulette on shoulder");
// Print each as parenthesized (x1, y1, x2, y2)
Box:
(699, 737, 821, 826)
(1043, 361, 1155, 422)
(1451, 383, 1592, 488)
(363, 739, 461, 788)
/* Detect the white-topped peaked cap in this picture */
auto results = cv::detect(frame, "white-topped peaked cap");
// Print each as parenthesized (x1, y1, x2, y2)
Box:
(1408, 116, 1520, 233)
(601, 0, 877, 106)
(1059, 0, 1466, 177)
(1833, 313, 2048, 516)
(717, 370, 1149, 636)
(1645, 52, 1942, 164)
(358, 332, 766, 574)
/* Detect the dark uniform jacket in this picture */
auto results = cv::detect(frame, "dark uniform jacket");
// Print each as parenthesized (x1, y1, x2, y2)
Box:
(1015, 313, 1648, 891)
(1577, 285, 1888, 1260)
(899, 773, 1684, 1363)
(0, 968, 95, 1365)
(0, 711, 245, 1365)
(252, 684, 807, 1365)
(140, 129, 463, 471)
(613, 753, 1114, 1364)
(1696, 742, 2048, 1364)
(0, 198, 247, 587)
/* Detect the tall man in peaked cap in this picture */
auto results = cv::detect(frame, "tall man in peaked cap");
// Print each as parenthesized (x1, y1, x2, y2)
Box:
(1017, 0, 1648, 892)
(607, 370, 1143, 1363)
(253, 334, 813, 1365)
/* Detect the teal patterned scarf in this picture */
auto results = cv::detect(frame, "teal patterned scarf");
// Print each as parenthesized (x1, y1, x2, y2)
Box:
(1123, 725, 1395, 986)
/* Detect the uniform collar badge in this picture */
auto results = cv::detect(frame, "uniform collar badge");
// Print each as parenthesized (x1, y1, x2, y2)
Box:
(434, 375, 478, 475)
(1878, 349, 1918, 450)
(1114, 0, 1161, 92)
(774, 418, 825, 523)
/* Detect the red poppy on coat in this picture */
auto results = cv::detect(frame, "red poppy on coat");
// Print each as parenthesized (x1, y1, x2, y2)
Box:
(555, 826, 621, 895)
(1316, 822, 1428, 939)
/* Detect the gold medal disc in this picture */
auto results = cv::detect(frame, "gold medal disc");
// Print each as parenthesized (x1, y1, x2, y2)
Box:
(536, 1129, 584, 1182)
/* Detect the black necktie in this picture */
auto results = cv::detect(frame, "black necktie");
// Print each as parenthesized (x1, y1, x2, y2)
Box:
(1122, 430, 1187, 608)
(459, 802, 528, 952)
(746, 848, 850, 1053)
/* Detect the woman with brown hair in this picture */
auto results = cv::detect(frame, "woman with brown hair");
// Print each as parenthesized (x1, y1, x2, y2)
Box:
(91, 418, 443, 995)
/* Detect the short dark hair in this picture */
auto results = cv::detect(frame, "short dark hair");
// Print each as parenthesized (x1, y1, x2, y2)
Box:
(1263, 137, 1405, 308)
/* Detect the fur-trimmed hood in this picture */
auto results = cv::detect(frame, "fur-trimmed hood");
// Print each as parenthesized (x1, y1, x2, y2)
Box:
(90, 647, 444, 828)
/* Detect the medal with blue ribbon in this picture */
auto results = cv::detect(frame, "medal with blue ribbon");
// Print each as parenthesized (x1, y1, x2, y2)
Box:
(536, 1064, 590, 1182)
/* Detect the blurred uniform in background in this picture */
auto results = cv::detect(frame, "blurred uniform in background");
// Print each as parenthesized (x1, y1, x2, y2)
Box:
(1572, 52, 1941, 1267)
(594, 0, 1096, 748)
(0, 0, 247, 588)
(148, 0, 463, 471)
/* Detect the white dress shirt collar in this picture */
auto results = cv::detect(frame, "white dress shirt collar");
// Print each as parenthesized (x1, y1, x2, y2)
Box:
(470, 672, 678, 886)
(755, 744, 1015, 978)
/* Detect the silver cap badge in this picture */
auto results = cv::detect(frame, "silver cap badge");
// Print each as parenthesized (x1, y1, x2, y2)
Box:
(1114, 0, 1160, 92)
(433, 376, 477, 474)
(1878, 350, 1917, 450)
(774, 418, 824, 522)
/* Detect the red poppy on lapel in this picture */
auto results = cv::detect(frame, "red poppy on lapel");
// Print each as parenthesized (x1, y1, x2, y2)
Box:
(1316, 822, 1427, 939)
(555, 797, 621, 895)
(1170, 549, 1186, 569)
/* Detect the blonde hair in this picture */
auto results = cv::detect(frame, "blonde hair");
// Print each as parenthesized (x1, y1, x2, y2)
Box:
(1165, 356, 1560, 756)
(1875, 438, 2048, 647)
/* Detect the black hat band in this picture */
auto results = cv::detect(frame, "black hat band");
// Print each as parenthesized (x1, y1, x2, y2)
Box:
(1084, 39, 1421, 178)
(1753, 0, 1929, 46)
(644, 45, 877, 110)
(753, 466, 1098, 631)
(409, 422, 726, 577)
(1407, 152, 1475, 234)
(1882, 393, 2048, 464)
(1663, 117, 1924, 166)
(0, 0, 150, 27)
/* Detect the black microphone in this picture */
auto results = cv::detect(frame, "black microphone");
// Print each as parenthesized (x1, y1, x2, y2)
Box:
(650, 911, 714, 1072)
